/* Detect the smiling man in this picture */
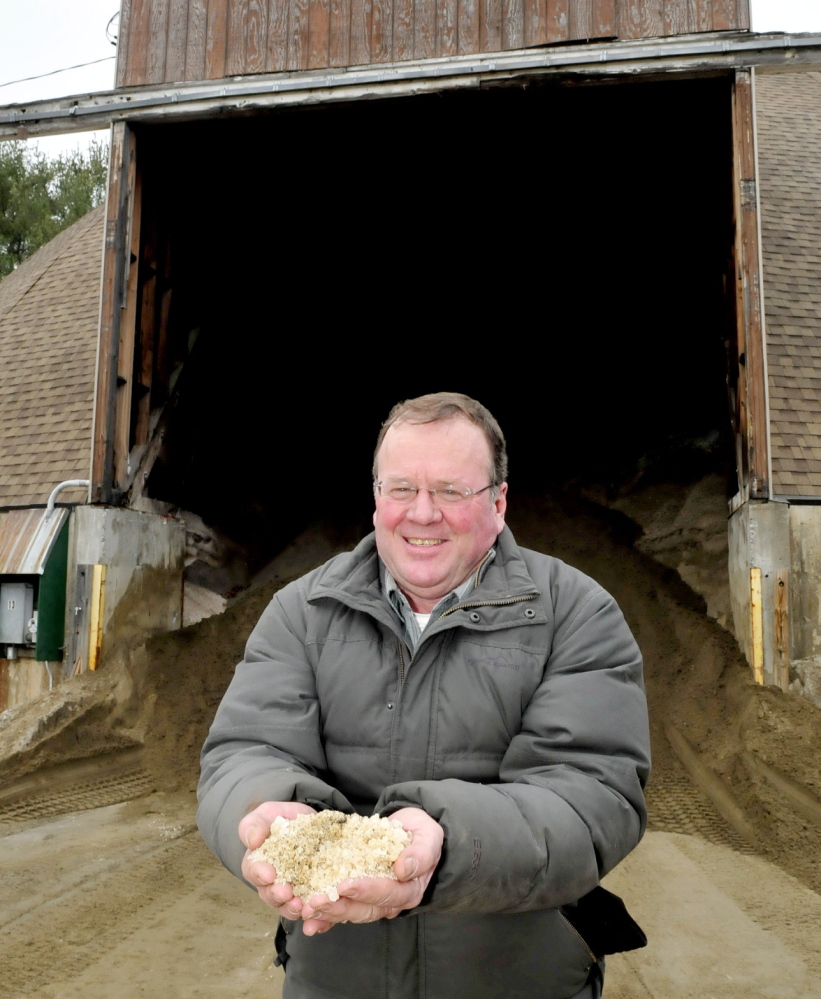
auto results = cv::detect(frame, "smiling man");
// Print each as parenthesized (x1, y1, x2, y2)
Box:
(197, 392, 651, 999)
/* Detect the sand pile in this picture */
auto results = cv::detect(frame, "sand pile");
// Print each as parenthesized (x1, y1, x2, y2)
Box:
(249, 811, 411, 900)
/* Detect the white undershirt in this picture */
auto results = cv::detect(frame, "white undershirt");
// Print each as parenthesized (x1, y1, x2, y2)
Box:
(413, 612, 433, 632)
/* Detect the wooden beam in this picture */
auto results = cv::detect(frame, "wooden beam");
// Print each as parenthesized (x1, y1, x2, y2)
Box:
(749, 565, 764, 684)
(5, 32, 821, 142)
(87, 564, 107, 671)
(773, 568, 789, 692)
(117, 0, 134, 89)
(92, 123, 130, 504)
(732, 68, 769, 499)
(114, 139, 143, 493)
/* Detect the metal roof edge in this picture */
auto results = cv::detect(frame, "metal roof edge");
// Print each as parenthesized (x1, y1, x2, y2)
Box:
(0, 508, 69, 576)
(3, 31, 821, 140)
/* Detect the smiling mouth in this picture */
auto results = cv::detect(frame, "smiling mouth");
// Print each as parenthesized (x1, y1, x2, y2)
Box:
(406, 538, 445, 546)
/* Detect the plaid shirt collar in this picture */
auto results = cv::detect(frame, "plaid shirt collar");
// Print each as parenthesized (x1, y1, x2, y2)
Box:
(381, 548, 496, 652)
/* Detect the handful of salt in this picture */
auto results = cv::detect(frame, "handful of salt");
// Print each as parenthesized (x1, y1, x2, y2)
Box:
(248, 810, 412, 901)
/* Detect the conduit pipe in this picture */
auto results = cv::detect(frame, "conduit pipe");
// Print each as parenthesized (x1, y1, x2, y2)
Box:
(45, 480, 90, 517)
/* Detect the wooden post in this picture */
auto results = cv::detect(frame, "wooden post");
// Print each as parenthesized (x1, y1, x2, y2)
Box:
(114, 145, 143, 491)
(749, 566, 764, 684)
(773, 569, 790, 692)
(91, 122, 140, 504)
(87, 564, 107, 671)
(732, 69, 769, 500)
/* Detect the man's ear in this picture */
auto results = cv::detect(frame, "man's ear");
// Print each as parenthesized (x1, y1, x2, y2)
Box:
(494, 483, 508, 530)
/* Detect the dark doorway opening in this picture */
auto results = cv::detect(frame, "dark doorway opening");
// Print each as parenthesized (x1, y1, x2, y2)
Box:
(135, 73, 736, 568)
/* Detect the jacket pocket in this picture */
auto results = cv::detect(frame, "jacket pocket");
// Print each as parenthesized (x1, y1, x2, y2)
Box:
(560, 886, 647, 960)
(421, 909, 594, 999)
(283, 920, 389, 999)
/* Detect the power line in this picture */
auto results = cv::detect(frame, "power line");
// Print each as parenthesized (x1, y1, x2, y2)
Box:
(0, 56, 116, 92)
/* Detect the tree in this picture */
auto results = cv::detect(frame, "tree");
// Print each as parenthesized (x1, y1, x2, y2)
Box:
(0, 137, 109, 279)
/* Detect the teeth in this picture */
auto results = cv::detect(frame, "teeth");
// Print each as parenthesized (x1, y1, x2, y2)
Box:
(407, 538, 443, 546)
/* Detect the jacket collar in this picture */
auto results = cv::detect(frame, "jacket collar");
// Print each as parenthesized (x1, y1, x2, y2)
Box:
(306, 526, 543, 633)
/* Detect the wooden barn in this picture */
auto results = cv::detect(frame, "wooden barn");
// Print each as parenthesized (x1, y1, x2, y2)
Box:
(2, 0, 821, 704)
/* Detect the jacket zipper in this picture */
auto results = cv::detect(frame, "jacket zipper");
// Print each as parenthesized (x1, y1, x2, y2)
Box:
(438, 593, 538, 619)
(558, 911, 599, 964)
(397, 591, 537, 686)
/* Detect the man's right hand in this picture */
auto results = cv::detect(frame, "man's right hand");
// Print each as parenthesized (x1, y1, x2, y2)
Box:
(239, 801, 317, 916)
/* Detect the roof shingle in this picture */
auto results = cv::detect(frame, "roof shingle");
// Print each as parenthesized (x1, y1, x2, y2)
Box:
(0, 206, 104, 508)
(757, 72, 821, 497)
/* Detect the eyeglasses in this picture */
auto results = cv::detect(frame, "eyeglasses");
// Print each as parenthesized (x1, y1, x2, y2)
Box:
(375, 481, 496, 505)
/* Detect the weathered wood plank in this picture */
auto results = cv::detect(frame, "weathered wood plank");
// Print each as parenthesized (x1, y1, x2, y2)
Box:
(116, 0, 134, 88)
(688, 0, 713, 32)
(114, 156, 142, 492)
(592, 0, 615, 38)
(736, 0, 750, 29)
(184, 0, 209, 80)
(371, 0, 393, 61)
(502, 0, 524, 49)
(124, 0, 152, 86)
(481, 0, 503, 51)
(226, 0, 249, 74)
(713, 0, 735, 31)
(620, 0, 643, 38)
(134, 206, 157, 450)
(266, 0, 290, 70)
(415, 0, 435, 59)
(165, 0, 190, 80)
(545, 0, 568, 43)
(641, 0, 664, 37)
(247, 0, 269, 71)
(205, 0, 230, 77)
(460, 0, 481, 52)
(569, 0, 592, 39)
(93, 123, 128, 504)
(309, 0, 331, 67)
(329, 0, 352, 64)
(289, 0, 311, 68)
(733, 69, 768, 499)
(146, 0, 170, 83)
(438, 0, 458, 55)
(393, 0, 414, 59)
(774, 570, 790, 692)
(663, 0, 688, 35)
(523, 0, 547, 47)
(349, 0, 372, 63)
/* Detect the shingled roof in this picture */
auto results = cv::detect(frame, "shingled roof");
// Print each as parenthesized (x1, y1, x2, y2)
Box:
(0, 205, 104, 508)
(756, 72, 821, 498)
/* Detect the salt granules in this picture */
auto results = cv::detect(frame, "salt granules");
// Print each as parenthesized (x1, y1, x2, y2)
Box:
(248, 810, 412, 901)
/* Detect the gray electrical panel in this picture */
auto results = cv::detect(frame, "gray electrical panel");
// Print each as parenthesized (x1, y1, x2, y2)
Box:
(0, 582, 35, 644)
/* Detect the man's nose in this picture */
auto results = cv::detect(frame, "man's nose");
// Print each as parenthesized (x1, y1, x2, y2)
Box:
(407, 489, 442, 522)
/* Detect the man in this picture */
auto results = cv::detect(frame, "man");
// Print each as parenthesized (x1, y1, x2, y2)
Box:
(198, 392, 651, 999)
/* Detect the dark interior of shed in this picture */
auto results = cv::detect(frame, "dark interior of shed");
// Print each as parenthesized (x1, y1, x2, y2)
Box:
(135, 73, 736, 573)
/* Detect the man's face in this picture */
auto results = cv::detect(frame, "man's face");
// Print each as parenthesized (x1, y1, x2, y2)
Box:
(373, 417, 507, 613)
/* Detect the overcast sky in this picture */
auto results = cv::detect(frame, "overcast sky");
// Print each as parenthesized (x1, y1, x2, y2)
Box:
(1, 0, 820, 159)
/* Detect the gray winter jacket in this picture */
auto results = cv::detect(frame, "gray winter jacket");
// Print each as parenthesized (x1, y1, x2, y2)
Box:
(197, 526, 650, 999)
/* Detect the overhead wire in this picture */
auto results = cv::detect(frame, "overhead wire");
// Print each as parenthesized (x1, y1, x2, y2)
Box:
(0, 56, 116, 92)
(0, 9, 119, 92)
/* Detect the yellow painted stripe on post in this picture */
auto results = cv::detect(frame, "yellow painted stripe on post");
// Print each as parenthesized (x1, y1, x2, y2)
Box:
(87, 564, 106, 671)
(750, 567, 764, 685)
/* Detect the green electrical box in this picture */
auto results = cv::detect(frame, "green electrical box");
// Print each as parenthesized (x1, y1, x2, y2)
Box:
(35, 519, 69, 662)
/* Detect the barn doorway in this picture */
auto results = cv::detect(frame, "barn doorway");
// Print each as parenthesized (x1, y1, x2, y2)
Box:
(133, 72, 736, 567)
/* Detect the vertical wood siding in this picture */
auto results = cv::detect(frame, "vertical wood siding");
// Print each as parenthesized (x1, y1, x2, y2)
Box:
(115, 0, 750, 85)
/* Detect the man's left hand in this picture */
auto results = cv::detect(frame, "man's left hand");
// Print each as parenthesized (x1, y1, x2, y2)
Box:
(299, 807, 444, 936)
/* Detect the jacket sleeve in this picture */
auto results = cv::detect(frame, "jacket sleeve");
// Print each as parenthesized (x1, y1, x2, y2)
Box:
(375, 572, 651, 915)
(196, 579, 354, 880)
